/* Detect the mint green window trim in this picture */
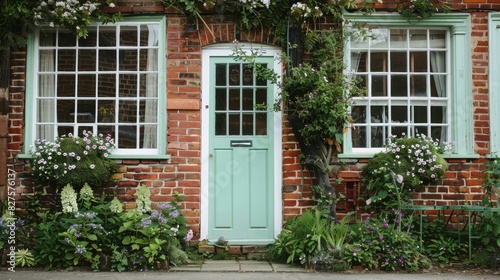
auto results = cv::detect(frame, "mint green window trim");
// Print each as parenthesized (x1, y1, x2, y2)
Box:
(342, 13, 474, 158)
(489, 13, 500, 156)
(21, 16, 169, 160)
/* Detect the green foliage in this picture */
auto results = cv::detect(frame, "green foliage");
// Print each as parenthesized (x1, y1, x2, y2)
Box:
(482, 157, 500, 207)
(362, 134, 450, 213)
(31, 185, 190, 270)
(345, 215, 431, 272)
(15, 249, 37, 267)
(267, 210, 350, 269)
(423, 235, 466, 265)
(33, 212, 69, 269)
(33, 0, 121, 38)
(1, 0, 121, 52)
(476, 211, 500, 265)
(398, 0, 450, 22)
(29, 131, 118, 189)
(162, 0, 358, 46)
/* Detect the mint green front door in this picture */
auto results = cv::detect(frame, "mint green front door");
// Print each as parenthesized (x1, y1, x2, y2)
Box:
(208, 57, 275, 244)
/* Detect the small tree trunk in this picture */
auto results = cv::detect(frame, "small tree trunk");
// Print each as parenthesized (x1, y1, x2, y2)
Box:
(288, 112, 337, 218)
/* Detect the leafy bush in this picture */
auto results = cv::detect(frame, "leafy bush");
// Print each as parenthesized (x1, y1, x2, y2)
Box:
(32, 183, 190, 270)
(29, 131, 118, 189)
(267, 210, 350, 269)
(362, 134, 450, 213)
(344, 215, 431, 272)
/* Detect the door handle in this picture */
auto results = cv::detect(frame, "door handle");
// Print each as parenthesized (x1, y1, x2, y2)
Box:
(230, 140, 252, 147)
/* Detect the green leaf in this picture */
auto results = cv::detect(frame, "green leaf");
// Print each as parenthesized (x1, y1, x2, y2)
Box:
(87, 234, 97, 241)
(122, 236, 131, 245)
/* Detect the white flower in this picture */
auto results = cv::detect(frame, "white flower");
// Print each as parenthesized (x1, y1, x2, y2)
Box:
(61, 184, 78, 213)
(109, 3, 115, 8)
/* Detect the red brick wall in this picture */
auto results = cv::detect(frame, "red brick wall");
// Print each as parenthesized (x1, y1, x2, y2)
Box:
(5, 1, 500, 241)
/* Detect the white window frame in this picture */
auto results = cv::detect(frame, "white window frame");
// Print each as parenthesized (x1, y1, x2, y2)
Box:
(22, 16, 168, 159)
(343, 13, 475, 158)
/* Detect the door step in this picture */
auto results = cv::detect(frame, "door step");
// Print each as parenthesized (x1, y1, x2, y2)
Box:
(198, 245, 267, 260)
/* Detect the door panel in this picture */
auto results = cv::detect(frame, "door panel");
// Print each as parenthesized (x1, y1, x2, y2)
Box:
(208, 57, 274, 244)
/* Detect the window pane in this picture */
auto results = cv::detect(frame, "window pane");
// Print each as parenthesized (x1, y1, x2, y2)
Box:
(430, 74, 446, 97)
(391, 75, 408, 97)
(243, 67, 253, 86)
(139, 100, 157, 123)
(429, 30, 446, 48)
(57, 100, 75, 123)
(228, 114, 240, 135)
(58, 31, 76, 47)
(216, 64, 226, 86)
(98, 100, 115, 123)
(77, 75, 96, 97)
(391, 106, 408, 123)
(120, 26, 137, 46)
(413, 106, 428, 123)
(256, 113, 267, 135)
(119, 126, 137, 148)
(390, 29, 407, 48)
(215, 113, 227, 135)
(352, 126, 366, 148)
(119, 100, 137, 123)
(57, 74, 75, 97)
(351, 106, 366, 124)
(119, 74, 138, 97)
(242, 89, 253, 111)
(256, 88, 267, 109)
(78, 50, 96, 71)
(242, 113, 253, 135)
(216, 89, 227, 110)
(229, 89, 240, 110)
(120, 50, 138, 71)
(139, 73, 158, 97)
(410, 75, 426, 97)
(37, 99, 55, 122)
(409, 30, 427, 48)
(98, 74, 116, 97)
(372, 75, 387, 96)
(229, 64, 240, 85)
(256, 63, 267, 86)
(58, 49, 76, 71)
(372, 106, 387, 124)
(390, 52, 407, 72)
(411, 52, 427, 72)
(77, 100, 96, 123)
(370, 52, 387, 72)
(371, 126, 386, 147)
(431, 106, 446, 123)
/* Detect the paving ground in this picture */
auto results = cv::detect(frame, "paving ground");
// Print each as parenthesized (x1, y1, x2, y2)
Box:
(1, 259, 499, 280)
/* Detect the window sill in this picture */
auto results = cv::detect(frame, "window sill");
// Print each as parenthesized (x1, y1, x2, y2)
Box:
(17, 153, 171, 161)
(337, 153, 480, 160)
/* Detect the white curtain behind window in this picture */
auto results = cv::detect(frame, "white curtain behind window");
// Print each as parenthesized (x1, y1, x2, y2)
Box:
(143, 25, 158, 148)
(38, 40, 55, 141)
(430, 51, 447, 141)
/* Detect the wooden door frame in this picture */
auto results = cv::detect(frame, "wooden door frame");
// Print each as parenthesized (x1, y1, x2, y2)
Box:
(200, 44, 283, 242)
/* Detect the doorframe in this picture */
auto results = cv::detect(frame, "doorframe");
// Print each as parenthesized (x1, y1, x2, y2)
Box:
(200, 43, 283, 242)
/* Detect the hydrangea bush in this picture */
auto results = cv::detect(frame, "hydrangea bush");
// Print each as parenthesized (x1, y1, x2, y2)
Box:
(29, 131, 118, 189)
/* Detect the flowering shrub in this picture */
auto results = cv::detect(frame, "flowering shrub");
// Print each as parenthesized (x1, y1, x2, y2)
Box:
(398, 0, 450, 22)
(29, 131, 118, 189)
(33, 0, 121, 38)
(362, 134, 450, 213)
(345, 215, 431, 272)
(33, 184, 190, 270)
